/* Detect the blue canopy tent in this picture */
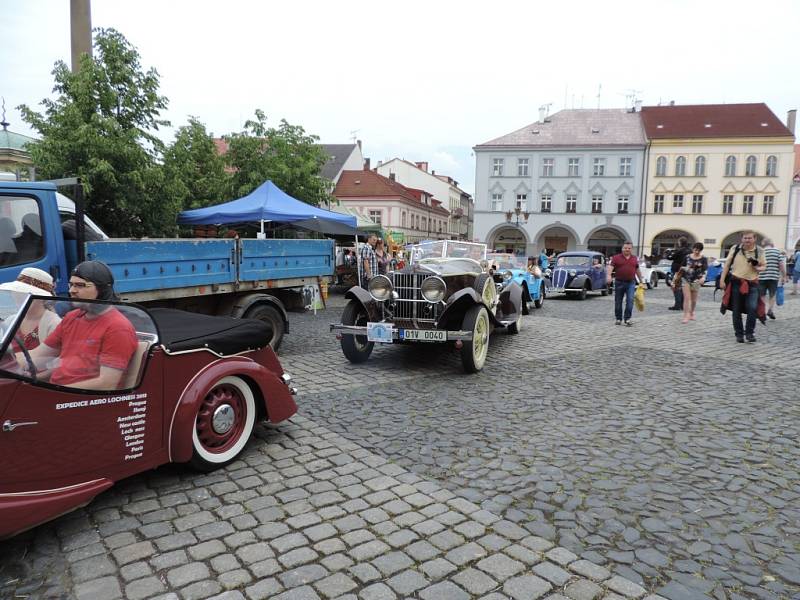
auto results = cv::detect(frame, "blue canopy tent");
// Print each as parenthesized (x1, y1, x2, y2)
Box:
(177, 180, 357, 236)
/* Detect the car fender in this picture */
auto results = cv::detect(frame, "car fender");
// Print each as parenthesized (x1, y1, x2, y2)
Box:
(220, 293, 289, 334)
(569, 274, 590, 289)
(498, 281, 523, 317)
(344, 286, 381, 322)
(169, 357, 296, 464)
(438, 288, 504, 328)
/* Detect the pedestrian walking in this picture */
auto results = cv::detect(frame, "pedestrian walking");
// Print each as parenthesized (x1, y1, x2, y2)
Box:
(375, 238, 389, 275)
(359, 234, 378, 289)
(719, 231, 765, 343)
(606, 241, 644, 326)
(792, 246, 800, 295)
(758, 238, 786, 319)
(680, 242, 707, 324)
(668, 237, 691, 311)
(538, 249, 549, 270)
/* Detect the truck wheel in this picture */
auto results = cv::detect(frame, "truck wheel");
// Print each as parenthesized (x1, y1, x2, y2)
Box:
(461, 304, 490, 373)
(534, 284, 545, 308)
(341, 300, 374, 363)
(190, 376, 255, 472)
(244, 304, 285, 352)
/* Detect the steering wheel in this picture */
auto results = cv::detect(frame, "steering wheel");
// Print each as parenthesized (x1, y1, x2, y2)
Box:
(0, 326, 37, 381)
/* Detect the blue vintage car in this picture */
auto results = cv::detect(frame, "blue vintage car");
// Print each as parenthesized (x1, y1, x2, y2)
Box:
(487, 253, 548, 311)
(703, 257, 722, 286)
(550, 251, 609, 300)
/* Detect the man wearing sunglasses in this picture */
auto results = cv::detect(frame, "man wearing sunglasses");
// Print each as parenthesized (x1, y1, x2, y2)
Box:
(20, 261, 137, 390)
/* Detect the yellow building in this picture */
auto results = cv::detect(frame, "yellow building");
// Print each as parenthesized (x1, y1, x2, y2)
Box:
(0, 119, 36, 180)
(640, 104, 795, 259)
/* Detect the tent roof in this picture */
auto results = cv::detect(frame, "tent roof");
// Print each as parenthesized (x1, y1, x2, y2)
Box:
(177, 180, 356, 235)
(328, 204, 381, 232)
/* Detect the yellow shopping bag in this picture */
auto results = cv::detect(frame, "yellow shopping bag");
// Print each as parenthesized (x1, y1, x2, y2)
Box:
(634, 283, 645, 312)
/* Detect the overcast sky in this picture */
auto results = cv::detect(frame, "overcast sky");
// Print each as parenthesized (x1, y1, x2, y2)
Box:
(2, 0, 798, 195)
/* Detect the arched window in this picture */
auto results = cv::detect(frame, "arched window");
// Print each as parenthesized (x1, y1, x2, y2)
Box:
(656, 156, 667, 176)
(725, 155, 737, 177)
(745, 155, 757, 177)
(766, 155, 778, 177)
(694, 156, 706, 176)
(675, 156, 686, 176)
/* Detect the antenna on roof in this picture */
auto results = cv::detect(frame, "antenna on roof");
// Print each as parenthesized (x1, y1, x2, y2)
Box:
(597, 84, 602, 110)
(349, 129, 360, 143)
(0, 97, 8, 130)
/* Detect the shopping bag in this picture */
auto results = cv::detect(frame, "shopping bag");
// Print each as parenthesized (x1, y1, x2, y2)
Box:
(777, 284, 785, 306)
(634, 284, 645, 312)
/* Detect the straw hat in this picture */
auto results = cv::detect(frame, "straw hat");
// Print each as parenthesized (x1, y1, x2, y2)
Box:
(0, 267, 54, 296)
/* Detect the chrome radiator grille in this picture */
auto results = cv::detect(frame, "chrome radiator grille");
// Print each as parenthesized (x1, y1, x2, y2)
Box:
(386, 272, 441, 323)
(553, 269, 569, 288)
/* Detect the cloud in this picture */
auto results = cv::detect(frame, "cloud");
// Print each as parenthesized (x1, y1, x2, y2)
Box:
(433, 151, 460, 172)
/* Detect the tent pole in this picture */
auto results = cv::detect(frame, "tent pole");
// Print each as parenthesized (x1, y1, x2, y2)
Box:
(355, 231, 361, 287)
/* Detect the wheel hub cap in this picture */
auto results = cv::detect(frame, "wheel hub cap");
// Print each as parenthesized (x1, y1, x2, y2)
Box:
(212, 404, 235, 434)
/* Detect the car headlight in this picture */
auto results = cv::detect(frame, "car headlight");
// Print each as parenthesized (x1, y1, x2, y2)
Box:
(502, 270, 512, 281)
(569, 270, 577, 277)
(420, 276, 446, 303)
(368, 275, 393, 301)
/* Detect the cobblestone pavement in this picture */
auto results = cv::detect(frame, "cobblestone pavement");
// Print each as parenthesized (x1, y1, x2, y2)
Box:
(1, 284, 797, 600)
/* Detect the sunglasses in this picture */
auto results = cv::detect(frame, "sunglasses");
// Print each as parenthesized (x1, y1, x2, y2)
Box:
(68, 281, 95, 289)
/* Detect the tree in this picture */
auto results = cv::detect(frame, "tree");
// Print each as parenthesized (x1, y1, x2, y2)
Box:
(163, 117, 228, 211)
(224, 110, 333, 207)
(18, 28, 180, 237)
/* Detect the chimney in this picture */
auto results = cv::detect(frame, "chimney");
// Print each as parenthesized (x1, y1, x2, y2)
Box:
(415, 161, 428, 172)
(669, 100, 675, 106)
(364, 158, 370, 170)
(377, 160, 383, 167)
(538, 106, 546, 122)
(635, 100, 642, 112)
(431, 170, 436, 175)
(357, 139, 362, 151)
(389, 172, 396, 181)
(787, 109, 797, 136)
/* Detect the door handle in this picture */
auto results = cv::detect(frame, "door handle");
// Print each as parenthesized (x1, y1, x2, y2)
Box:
(2, 420, 38, 432)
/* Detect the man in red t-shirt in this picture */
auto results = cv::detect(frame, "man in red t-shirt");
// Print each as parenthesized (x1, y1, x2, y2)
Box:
(606, 241, 644, 326)
(21, 261, 137, 390)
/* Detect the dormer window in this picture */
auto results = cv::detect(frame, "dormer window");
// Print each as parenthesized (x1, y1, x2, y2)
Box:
(591, 128, 600, 134)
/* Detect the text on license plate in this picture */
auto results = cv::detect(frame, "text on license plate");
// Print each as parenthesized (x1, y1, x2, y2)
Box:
(401, 329, 446, 342)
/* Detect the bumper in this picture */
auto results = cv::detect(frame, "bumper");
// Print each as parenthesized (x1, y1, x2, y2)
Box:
(549, 287, 581, 293)
(330, 324, 473, 341)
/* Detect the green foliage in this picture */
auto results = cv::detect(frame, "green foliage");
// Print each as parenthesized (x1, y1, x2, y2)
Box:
(225, 110, 333, 207)
(163, 117, 228, 210)
(18, 28, 180, 237)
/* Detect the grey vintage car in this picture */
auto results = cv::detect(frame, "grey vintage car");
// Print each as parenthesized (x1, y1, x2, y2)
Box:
(330, 241, 524, 373)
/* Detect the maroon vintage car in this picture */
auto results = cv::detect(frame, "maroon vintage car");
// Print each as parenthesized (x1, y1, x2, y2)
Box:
(0, 291, 297, 539)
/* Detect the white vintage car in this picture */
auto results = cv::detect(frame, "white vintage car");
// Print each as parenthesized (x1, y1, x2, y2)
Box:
(637, 257, 659, 289)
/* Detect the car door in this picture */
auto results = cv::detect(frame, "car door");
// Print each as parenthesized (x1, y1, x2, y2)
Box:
(592, 256, 606, 289)
(0, 299, 162, 487)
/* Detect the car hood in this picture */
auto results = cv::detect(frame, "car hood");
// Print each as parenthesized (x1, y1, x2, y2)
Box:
(414, 258, 483, 276)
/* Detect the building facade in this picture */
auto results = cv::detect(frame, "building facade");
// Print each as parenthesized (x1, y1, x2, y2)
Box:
(0, 120, 36, 180)
(640, 104, 795, 259)
(320, 142, 365, 186)
(787, 144, 800, 251)
(473, 109, 647, 257)
(333, 168, 450, 244)
(375, 159, 473, 240)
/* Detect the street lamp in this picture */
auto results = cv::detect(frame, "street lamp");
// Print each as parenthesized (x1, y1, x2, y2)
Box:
(505, 206, 530, 226)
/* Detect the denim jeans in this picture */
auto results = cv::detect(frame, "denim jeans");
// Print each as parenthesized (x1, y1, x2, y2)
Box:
(614, 280, 635, 321)
(731, 280, 759, 336)
(672, 284, 683, 309)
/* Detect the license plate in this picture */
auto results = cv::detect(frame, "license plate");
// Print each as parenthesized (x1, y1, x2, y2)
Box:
(367, 322, 395, 343)
(401, 329, 447, 342)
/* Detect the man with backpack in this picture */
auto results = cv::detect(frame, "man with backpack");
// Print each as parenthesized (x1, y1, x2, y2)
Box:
(719, 231, 766, 343)
(668, 237, 691, 311)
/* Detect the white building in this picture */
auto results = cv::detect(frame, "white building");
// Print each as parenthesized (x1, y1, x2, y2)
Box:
(473, 108, 647, 257)
(320, 142, 365, 186)
(376, 159, 472, 240)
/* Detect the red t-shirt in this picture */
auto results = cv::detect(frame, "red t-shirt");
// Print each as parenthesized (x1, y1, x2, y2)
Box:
(44, 307, 137, 387)
(610, 254, 639, 282)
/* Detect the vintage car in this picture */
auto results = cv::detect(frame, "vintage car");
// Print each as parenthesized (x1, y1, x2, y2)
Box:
(704, 257, 722, 286)
(0, 290, 297, 539)
(636, 257, 659, 289)
(331, 241, 524, 373)
(549, 251, 610, 299)
(487, 253, 548, 310)
(653, 259, 673, 282)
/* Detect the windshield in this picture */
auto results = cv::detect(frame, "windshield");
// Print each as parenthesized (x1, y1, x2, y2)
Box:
(0, 290, 28, 352)
(411, 240, 487, 263)
(487, 253, 527, 270)
(556, 255, 592, 267)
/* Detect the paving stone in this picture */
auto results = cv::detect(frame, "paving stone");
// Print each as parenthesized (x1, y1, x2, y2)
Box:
(273, 586, 322, 600)
(359, 582, 397, 600)
(305, 523, 338, 542)
(348, 562, 382, 584)
(120, 561, 152, 582)
(151, 549, 188, 570)
(545, 547, 579, 566)
(210, 553, 241, 573)
(569, 559, 612, 582)
(476, 554, 526, 581)
(503, 575, 552, 600)
(236, 542, 274, 564)
(279, 546, 319, 568)
(418, 580, 470, 600)
(278, 564, 329, 588)
(405, 540, 441, 562)
(533, 561, 573, 586)
(386, 569, 428, 595)
(250, 558, 281, 578)
(315, 538, 347, 555)
(273, 532, 310, 553)
(244, 578, 283, 600)
(445, 542, 489, 566)
(125, 576, 166, 600)
(384, 528, 418, 548)
(349, 540, 390, 561)
(420, 557, 457, 580)
(605, 575, 648, 598)
(73, 576, 122, 600)
(167, 562, 211, 588)
(563, 578, 603, 600)
(313, 572, 358, 598)
(219, 569, 253, 590)
(71, 555, 117, 583)
(371, 551, 413, 576)
(452, 567, 498, 595)
(321, 552, 355, 572)
(112, 541, 156, 565)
